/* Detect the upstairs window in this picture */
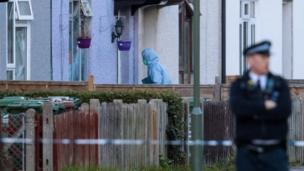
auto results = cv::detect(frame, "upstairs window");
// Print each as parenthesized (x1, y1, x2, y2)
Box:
(16, 0, 34, 20)
(240, 0, 256, 74)
(80, 0, 93, 17)
(7, 1, 32, 80)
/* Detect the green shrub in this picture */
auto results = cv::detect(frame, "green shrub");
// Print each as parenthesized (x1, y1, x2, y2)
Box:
(0, 90, 186, 164)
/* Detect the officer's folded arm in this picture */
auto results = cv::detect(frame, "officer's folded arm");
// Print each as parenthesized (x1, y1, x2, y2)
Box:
(230, 83, 266, 118)
(258, 84, 292, 120)
(230, 79, 292, 120)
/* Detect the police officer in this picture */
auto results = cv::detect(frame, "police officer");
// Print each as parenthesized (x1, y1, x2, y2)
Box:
(230, 40, 292, 171)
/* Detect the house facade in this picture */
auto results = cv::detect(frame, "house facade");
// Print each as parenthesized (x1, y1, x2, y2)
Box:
(51, 0, 183, 84)
(1, 0, 303, 84)
(0, 0, 52, 81)
(0, 0, 182, 84)
(225, 0, 304, 80)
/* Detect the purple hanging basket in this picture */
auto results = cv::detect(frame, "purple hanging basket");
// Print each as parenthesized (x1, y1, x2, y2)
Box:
(77, 38, 91, 49)
(117, 41, 131, 51)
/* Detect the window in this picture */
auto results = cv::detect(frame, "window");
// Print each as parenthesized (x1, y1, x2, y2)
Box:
(80, 0, 93, 17)
(7, 1, 31, 80)
(7, 2, 15, 67)
(16, 0, 34, 20)
(7, 70, 15, 80)
(69, 0, 92, 81)
(240, 0, 256, 74)
(15, 25, 29, 80)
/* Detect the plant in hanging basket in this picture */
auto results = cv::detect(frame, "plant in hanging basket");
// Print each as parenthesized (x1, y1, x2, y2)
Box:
(77, 37, 91, 49)
(117, 40, 132, 51)
(77, 17, 91, 49)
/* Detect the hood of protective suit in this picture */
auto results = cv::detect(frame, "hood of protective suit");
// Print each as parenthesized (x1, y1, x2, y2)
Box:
(142, 48, 159, 65)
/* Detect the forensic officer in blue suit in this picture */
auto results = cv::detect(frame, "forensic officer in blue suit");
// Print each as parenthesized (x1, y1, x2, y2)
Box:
(230, 41, 292, 171)
(142, 48, 172, 84)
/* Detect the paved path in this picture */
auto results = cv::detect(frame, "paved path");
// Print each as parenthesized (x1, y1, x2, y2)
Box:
(291, 167, 304, 171)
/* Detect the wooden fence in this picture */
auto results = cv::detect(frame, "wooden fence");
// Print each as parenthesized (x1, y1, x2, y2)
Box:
(50, 99, 167, 171)
(183, 97, 304, 164)
(1, 99, 167, 171)
(3, 80, 304, 100)
(99, 100, 167, 168)
(182, 99, 235, 164)
(203, 101, 235, 164)
(289, 97, 304, 164)
(52, 104, 99, 171)
(2, 96, 304, 170)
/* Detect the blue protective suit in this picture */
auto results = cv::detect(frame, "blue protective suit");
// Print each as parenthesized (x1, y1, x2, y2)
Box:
(142, 48, 172, 84)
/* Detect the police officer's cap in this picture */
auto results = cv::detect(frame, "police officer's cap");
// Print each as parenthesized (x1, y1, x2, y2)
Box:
(243, 40, 272, 57)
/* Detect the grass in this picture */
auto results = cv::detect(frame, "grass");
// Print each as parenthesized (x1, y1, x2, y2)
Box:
(62, 159, 235, 171)
(62, 166, 188, 171)
(290, 160, 304, 167)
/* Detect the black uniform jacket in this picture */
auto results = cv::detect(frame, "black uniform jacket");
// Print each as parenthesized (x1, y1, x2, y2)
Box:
(230, 71, 292, 142)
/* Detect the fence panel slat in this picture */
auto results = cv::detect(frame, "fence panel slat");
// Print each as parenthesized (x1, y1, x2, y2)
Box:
(43, 102, 54, 171)
(25, 109, 36, 171)
(51, 99, 168, 169)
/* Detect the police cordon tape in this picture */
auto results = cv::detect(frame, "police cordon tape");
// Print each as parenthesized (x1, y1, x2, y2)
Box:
(0, 138, 304, 147)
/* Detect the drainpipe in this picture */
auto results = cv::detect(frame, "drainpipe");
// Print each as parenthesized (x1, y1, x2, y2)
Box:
(221, 0, 226, 84)
(50, 0, 53, 80)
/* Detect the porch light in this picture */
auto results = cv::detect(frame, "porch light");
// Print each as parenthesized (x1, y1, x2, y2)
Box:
(112, 18, 124, 43)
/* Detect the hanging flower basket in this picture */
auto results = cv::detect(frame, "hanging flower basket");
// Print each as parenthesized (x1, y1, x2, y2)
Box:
(117, 41, 131, 51)
(77, 38, 91, 49)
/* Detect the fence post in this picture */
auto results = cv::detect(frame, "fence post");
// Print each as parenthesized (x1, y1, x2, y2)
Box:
(213, 76, 222, 101)
(43, 102, 54, 171)
(113, 100, 123, 166)
(26, 109, 36, 171)
(88, 74, 95, 91)
(90, 99, 100, 166)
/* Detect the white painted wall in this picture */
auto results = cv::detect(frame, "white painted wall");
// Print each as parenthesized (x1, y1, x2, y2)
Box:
(282, 1, 293, 79)
(225, 0, 240, 76)
(137, 5, 179, 84)
(293, 0, 304, 79)
(200, 0, 222, 84)
(156, 6, 179, 84)
(225, 0, 284, 76)
(255, 0, 283, 75)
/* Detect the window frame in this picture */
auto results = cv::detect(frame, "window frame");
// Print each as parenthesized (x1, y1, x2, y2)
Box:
(80, 0, 93, 17)
(15, 22, 31, 80)
(6, 1, 31, 80)
(7, 1, 16, 68)
(6, 69, 16, 80)
(15, 0, 34, 20)
(241, 0, 256, 19)
(241, 1, 251, 19)
(240, 0, 256, 74)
